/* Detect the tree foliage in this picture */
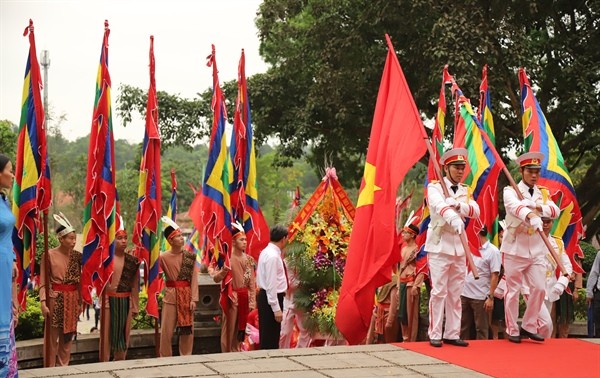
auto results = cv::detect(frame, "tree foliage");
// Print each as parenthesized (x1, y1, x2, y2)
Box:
(253, 0, 600, 239)
(0, 120, 18, 161)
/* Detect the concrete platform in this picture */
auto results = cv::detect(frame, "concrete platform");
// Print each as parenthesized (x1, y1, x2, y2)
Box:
(20, 344, 489, 378)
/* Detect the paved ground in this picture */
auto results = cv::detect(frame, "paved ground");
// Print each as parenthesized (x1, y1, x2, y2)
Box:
(20, 344, 489, 378)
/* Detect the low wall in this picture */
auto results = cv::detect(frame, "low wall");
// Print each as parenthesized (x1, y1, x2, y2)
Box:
(17, 273, 222, 369)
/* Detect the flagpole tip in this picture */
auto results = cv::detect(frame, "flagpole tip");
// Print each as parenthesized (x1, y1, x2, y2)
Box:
(150, 35, 154, 41)
(104, 20, 109, 29)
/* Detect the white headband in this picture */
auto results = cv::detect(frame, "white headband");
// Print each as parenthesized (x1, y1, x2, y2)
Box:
(53, 212, 75, 237)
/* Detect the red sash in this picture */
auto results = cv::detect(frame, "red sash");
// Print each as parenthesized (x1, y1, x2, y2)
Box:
(52, 283, 77, 292)
(107, 291, 131, 298)
(234, 288, 249, 331)
(166, 280, 190, 288)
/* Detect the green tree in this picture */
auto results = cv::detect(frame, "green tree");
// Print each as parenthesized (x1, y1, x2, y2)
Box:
(0, 120, 17, 161)
(252, 0, 600, 240)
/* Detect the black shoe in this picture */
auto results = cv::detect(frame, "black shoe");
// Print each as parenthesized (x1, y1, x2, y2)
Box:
(429, 339, 442, 347)
(520, 328, 544, 342)
(443, 339, 469, 347)
(508, 335, 521, 343)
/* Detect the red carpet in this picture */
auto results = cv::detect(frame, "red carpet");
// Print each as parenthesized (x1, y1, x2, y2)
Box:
(396, 339, 600, 377)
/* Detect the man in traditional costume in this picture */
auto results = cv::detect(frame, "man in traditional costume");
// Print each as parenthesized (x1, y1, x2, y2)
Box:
(209, 222, 257, 352)
(100, 220, 140, 361)
(426, 148, 480, 347)
(502, 152, 560, 343)
(389, 214, 426, 342)
(40, 213, 82, 366)
(159, 217, 199, 357)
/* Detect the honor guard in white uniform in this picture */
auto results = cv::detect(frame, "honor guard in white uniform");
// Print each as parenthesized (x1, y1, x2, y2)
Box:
(501, 152, 560, 343)
(426, 148, 480, 347)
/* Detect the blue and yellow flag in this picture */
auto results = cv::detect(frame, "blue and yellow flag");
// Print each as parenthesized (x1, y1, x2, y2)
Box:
(519, 68, 584, 272)
(82, 21, 118, 304)
(229, 49, 269, 260)
(202, 45, 233, 265)
(132, 36, 162, 317)
(12, 20, 52, 310)
(415, 66, 453, 250)
(453, 83, 501, 255)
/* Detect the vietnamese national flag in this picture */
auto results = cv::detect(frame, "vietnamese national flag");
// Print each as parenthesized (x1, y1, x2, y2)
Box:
(335, 35, 427, 345)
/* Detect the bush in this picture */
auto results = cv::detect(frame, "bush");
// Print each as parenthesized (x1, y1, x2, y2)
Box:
(132, 291, 163, 330)
(15, 291, 44, 341)
(581, 241, 597, 286)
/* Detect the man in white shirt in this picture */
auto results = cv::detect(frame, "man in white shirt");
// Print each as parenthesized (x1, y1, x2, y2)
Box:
(460, 227, 501, 340)
(502, 151, 560, 343)
(256, 225, 289, 349)
(426, 148, 480, 347)
(586, 250, 600, 337)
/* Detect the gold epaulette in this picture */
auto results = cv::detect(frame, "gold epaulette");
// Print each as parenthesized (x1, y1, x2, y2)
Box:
(551, 235, 565, 252)
(430, 180, 439, 184)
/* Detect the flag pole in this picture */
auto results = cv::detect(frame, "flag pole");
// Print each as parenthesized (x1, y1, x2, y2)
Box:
(43, 211, 51, 367)
(473, 122, 569, 276)
(383, 34, 479, 279)
(154, 317, 160, 357)
(100, 289, 107, 361)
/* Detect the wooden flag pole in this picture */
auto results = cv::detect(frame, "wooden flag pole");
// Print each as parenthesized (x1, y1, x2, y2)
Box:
(42, 211, 51, 367)
(99, 288, 107, 361)
(154, 316, 160, 357)
(470, 118, 570, 277)
(423, 137, 479, 279)
(383, 34, 478, 279)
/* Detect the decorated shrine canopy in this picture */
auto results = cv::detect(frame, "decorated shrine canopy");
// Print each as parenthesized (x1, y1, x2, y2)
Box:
(286, 167, 355, 338)
(288, 167, 355, 241)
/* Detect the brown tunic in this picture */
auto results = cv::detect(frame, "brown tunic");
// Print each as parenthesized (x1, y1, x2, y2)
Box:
(209, 252, 256, 352)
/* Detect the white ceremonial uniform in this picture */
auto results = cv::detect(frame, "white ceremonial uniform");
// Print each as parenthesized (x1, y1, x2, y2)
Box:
(522, 236, 572, 339)
(501, 180, 560, 337)
(426, 177, 480, 341)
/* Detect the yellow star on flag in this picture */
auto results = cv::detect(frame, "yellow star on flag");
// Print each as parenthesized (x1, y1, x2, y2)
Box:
(357, 162, 381, 208)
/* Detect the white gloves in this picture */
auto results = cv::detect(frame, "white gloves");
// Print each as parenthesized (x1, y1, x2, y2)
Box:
(449, 217, 464, 234)
(445, 197, 459, 208)
(529, 216, 543, 231)
(521, 198, 537, 208)
(548, 276, 570, 302)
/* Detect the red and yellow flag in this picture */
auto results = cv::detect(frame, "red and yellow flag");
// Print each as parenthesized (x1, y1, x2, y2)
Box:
(335, 35, 427, 345)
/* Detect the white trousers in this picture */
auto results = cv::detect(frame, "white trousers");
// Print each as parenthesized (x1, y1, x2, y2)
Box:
(279, 307, 311, 348)
(503, 253, 546, 336)
(428, 253, 466, 340)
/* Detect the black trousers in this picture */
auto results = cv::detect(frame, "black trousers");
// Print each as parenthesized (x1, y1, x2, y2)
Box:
(258, 289, 285, 349)
(593, 290, 600, 338)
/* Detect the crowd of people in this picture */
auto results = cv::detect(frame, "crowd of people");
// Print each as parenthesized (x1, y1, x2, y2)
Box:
(369, 149, 595, 347)
(1, 145, 600, 372)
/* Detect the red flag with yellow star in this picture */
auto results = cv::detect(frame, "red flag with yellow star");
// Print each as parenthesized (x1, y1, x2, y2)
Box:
(335, 35, 427, 345)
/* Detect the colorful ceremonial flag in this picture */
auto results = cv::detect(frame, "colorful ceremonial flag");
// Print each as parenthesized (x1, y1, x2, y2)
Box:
(477, 65, 496, 146)
(230, 49, 270, 260)
(477, 65, 500, 246)
(415, 66, 452, 251)
(291, 186, 301, 209)
(12, 20, 52, 309)
(336, 35, 428, 345)
(452, 84, 501, 255)
(202, 45, 233, 264)
(160, 169, 177, 252)
(132, 36, 162, 317)
(519, 68, 584, 272)
(82, 21, 117, 303)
